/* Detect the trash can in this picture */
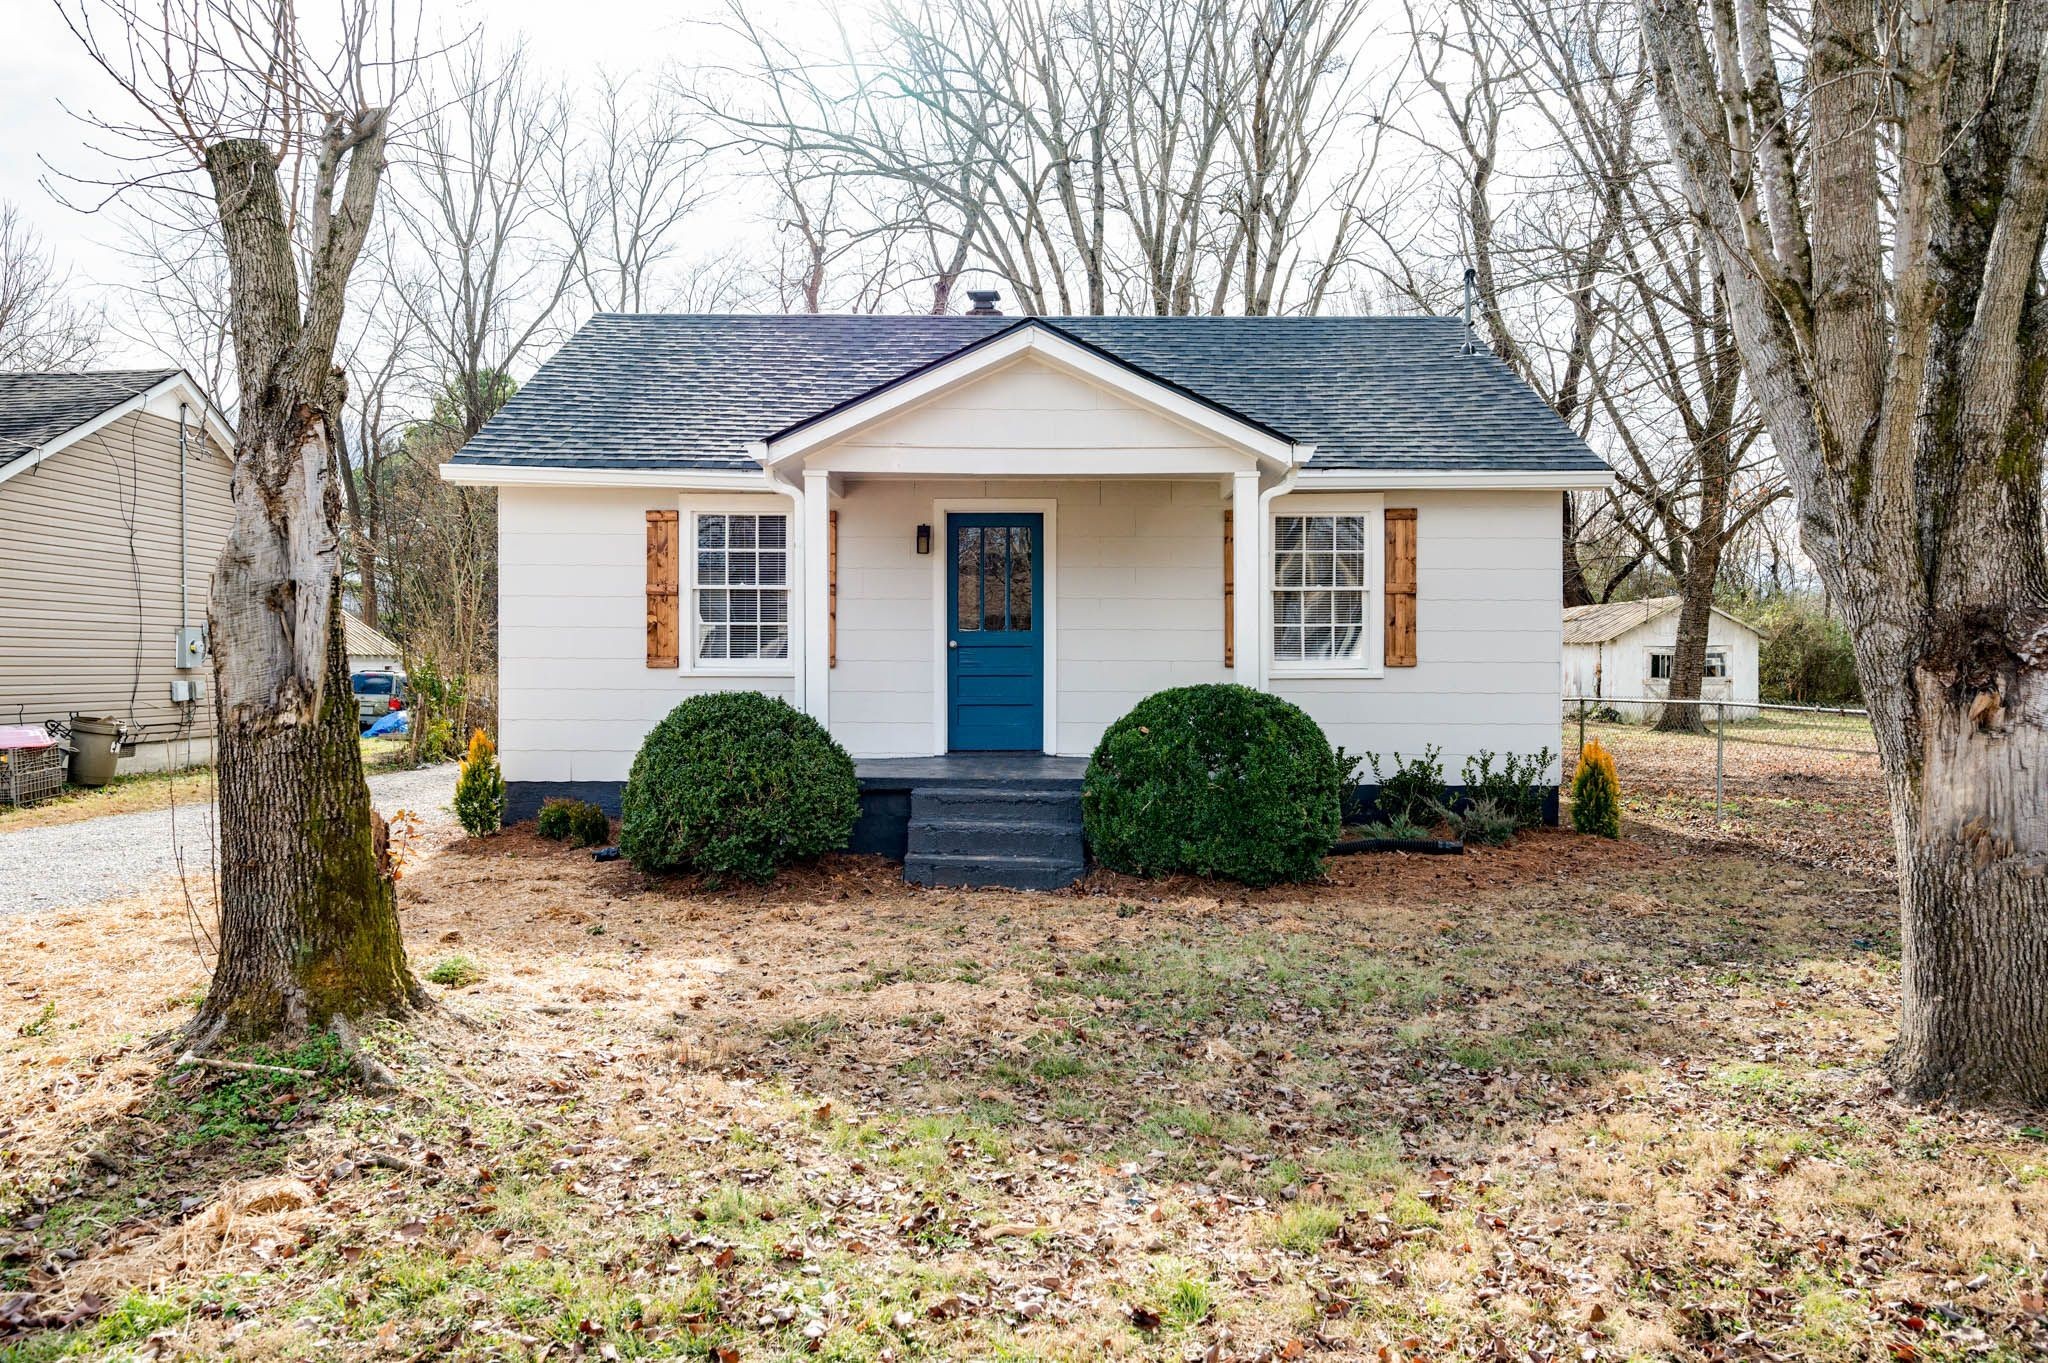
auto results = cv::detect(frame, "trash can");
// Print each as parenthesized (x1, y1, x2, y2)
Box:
(68, 716, 124, 787)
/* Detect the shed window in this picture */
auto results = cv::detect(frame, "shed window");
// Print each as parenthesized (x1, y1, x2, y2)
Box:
(1272, 513, 1369, 664)
(694, 513, 790, 662)
(1649, 648, 1728, 680)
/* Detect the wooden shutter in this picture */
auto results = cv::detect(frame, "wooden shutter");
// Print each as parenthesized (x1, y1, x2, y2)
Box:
(1222, 509, 1235, 667)
(828, 510, 839, 669)
(1384, 508, 1417, 667)
(646, 509, 679, 668)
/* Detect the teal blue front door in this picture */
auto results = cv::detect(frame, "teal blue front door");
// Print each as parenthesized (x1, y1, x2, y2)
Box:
(947, 513, 1044, 751)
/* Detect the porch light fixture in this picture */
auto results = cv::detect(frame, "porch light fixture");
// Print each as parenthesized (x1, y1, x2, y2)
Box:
(915, 523, 932, 555)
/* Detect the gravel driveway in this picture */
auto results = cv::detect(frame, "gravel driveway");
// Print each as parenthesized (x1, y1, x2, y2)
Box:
(0, 764, 457, 917)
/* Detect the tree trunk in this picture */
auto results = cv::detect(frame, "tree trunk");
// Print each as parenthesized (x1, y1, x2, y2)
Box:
(198, 583, 418, 1039)
(1654, 519, 1728, 734)
(193, 129, 417, 1046)
(1883, 638, 2048, 1105)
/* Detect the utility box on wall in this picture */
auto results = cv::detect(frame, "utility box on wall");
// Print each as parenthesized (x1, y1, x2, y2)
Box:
(174, 627, 207, 671)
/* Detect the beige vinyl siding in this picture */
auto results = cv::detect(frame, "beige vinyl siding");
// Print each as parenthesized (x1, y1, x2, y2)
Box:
(0, 410, 233, 746)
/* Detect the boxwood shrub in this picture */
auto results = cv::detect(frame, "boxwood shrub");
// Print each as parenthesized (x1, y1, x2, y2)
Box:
(1082, 683, 1341, 885)
(619, 692, 859, 884)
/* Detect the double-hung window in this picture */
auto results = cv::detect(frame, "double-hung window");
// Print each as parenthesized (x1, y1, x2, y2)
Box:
(694, 512, 789, 664)
(1272, 511, 1372, 667)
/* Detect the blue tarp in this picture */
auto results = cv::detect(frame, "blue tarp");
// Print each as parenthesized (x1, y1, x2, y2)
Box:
(363, 710, 410, 738)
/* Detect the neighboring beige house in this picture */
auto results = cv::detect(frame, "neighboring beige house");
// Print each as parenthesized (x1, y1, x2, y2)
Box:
(1561, 596, 1763, 721)
(344, 612, 403, 676)
(0, 370, 236, 774)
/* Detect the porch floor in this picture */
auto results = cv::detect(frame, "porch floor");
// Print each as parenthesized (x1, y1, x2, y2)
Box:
(853, 754, 1086, 791)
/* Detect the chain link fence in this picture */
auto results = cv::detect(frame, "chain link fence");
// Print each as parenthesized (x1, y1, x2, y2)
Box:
(1562, 696, 1894, 877)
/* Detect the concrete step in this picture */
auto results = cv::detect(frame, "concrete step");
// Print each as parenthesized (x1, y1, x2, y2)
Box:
(910, 785, 1082, 824)
(907, 817, 1085, 860)
(905, 852, 1085, 892)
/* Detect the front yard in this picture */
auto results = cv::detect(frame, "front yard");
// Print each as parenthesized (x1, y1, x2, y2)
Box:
(4, 824, 2045, 1360)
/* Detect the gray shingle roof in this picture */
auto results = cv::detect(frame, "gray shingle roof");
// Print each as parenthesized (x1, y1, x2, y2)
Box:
(0, 370, 182, 472)
(449, 314, 1610, 475)
(1562, 596, 1763, 644)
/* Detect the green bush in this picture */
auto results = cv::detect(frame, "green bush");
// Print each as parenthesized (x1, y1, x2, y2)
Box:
(453, 729, 504, 837)
(1571, 739, 1622, 838)
(1365, 746, 1448, 826)
(537, 798, 612, 848)
(1082, 684, 1341, 886)
(1452, 796, 1517, 846)
(619, 692, 859, 884)
(569, 801, 611, 848)
(536, 798, 577, 841)
(1460, 749, 1554, 829)
(1754, 595, 1861, 704)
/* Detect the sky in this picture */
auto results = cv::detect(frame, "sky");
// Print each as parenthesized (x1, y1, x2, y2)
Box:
(0, 0, 781, 366)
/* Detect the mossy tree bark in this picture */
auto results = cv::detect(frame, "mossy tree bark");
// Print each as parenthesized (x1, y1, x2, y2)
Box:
(191, 124, 419, 1046)
(1644, 0, 2048, 1105)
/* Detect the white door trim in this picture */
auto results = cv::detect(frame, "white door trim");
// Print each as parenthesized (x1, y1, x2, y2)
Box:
(929, 497, 1060, 756)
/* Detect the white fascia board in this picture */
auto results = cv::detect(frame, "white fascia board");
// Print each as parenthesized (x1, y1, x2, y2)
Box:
(437, 462, 778, 491)
(0, 371, 235, 489)
(760, 326, 1300, 471)
(1294, 467, 1615, 491)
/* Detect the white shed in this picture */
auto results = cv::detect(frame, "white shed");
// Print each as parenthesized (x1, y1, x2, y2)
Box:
(343, 613, 403, 677)
(1562, 596, 1762, 720)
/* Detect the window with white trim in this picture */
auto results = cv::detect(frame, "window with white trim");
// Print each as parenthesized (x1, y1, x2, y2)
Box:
(694, 512, 789, 663)
(1649, 648, 1728, 680)
(1272, 513, 1369, 665)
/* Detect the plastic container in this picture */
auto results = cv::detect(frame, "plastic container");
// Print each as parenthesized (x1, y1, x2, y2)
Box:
(68, 716, 124, 787)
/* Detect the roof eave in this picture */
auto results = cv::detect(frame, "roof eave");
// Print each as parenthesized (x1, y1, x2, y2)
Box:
(0, 371, 235, 489)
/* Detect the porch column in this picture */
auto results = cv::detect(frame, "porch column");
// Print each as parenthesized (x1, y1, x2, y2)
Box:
(1231, 470, 1260, 687)
(802, 470, 832, 729)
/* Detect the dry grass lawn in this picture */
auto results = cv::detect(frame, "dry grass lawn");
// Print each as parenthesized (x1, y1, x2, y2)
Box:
(3, 822, 2046, 1361)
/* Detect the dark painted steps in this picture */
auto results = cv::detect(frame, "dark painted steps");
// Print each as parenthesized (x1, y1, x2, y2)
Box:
(904, 785, 1086, 891)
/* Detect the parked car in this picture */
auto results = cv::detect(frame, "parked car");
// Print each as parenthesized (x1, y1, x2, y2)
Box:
(351, 670, 408, 731)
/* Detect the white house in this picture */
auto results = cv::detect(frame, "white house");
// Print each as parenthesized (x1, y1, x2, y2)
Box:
(443, 304, 1613, 887)
(1561, 596, 1763, 720)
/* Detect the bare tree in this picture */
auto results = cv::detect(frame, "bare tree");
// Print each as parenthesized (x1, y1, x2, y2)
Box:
(58, 0, 423, 1055)
(1642, 0, 2048, 1104)
(549, 73, 713, 313)
(394, 41, 577, 440)
(0, 203, 101, 369)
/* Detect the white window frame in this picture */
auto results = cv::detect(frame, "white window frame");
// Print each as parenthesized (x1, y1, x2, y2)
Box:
(1265, 492, 1385, 679)
(1651, 647, 1729, 680)
(683, 497, 798, 677)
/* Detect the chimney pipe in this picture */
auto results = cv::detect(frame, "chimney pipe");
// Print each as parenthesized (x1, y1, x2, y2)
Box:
(1462, 266, 1478, 354)
(966, 289, 1003, 317)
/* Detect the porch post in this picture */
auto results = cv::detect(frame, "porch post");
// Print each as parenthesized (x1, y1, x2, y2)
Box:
(1232, 470, 1260, 688)
(802, 470, 832, 729)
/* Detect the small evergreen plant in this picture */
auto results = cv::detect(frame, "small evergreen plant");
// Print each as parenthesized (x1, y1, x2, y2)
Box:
(454, 728, 505, 837)
(1570, 739, 1621, 838)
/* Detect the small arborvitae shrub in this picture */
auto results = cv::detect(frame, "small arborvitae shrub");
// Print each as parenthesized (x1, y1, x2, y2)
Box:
(1083, 684, 1340, 886)
(453, 728, 505, 837)
(536, 797, 577, 841)
(425, 955, 482, 987)
(1571, 739, 1622, 838)
(1461, 748, 1554, 829)
(1365, 745, 1448, 827)
(620, 692, 859, 884)
(1453, 795, 1518, 847)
